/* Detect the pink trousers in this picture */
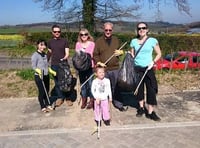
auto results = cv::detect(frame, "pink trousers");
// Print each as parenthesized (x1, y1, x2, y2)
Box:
(94, 99, 110, 121)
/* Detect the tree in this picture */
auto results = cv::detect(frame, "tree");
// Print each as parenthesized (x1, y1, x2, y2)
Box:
(33, 0, 190, 32)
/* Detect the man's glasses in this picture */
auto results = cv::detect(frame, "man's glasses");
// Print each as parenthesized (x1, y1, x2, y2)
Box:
(137, 27, 147, 31)
(80, 33, 88, 36)
(53, 31, 61, 33)
(105, 29, 112, 32)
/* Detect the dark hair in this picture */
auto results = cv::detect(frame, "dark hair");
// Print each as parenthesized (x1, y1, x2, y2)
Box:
(51, 24, 61, 31)
(37, 39, 47, 46)
(136, 22, 148, 38)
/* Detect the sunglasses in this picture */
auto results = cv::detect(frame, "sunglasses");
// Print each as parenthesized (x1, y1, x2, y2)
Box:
(105, 29, 112, 32)
(137, 27, 147, 31)
(53, 31, 61, 33)
(80, 33, 88, 36)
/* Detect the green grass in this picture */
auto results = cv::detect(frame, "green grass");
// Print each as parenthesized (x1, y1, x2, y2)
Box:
(16, 69, 34, 80)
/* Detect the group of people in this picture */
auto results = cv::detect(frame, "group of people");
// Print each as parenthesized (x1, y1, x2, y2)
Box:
(31, 21, 162, 126)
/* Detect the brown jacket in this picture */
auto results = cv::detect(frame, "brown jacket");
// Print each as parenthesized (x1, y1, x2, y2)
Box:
(94, 36, 120, 71)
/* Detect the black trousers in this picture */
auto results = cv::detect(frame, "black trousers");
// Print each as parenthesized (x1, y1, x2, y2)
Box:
(135, 67, 158, 105)
(34, 75, 50, 109)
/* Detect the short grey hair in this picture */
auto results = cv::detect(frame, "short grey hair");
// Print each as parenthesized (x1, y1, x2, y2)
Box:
(104, 22, 113, 28)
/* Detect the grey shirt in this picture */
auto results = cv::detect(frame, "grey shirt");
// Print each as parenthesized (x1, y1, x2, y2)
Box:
(31, 51, 49, 76)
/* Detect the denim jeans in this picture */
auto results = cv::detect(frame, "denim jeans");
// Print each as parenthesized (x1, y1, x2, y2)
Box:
(79, 68, 94, 98)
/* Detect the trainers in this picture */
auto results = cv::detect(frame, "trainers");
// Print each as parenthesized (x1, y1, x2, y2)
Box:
(41, 108, 48, 113)
(55, 99, 64, 107)
(146, 111, 161, 121)
(47, 105, 54, 111)
(136, 107, 145, 117)
(104, 120, 110, 126)
(119, 106, 128, 112)
(66, 100, 73, 106)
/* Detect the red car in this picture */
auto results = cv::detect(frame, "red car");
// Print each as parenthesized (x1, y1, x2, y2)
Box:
(154, 51, 200, 70)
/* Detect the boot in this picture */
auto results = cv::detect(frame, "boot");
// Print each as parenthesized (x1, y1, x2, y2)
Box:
(81, 98, 87, 109)
(87, 98, 94, 109)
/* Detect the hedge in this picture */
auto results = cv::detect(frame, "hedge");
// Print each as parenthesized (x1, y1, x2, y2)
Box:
(25, 32, 200, 56)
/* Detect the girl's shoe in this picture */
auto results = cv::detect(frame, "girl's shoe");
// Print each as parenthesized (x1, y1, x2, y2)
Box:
(104, 120, 110, 126)
(41, 108, 48, 113)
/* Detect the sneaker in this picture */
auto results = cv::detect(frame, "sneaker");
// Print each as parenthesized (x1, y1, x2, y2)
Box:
(104, 120, 110, 126)
(136, 107, 145, 117)
(47, 105, 54, 111)
(55, 98, 64, 107)
(41, 108, 48, 113)
(95, 120, 101, 126)
(66, 100, 73, 106)
(119, 106, 128, 112)
(146, 111, 161, 121)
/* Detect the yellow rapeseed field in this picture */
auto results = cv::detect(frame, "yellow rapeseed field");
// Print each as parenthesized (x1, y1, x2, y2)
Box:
(0, 34, 24, 40)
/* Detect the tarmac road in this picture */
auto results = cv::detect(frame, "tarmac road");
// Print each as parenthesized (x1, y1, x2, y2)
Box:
(0, 89, 199, 148)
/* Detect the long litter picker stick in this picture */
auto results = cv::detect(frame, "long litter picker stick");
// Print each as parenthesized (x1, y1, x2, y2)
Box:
(134, 68, 149, 96)
(80, 41, 127, 89)
(97, 103, 101, 139)
(41, 71, 51, 105)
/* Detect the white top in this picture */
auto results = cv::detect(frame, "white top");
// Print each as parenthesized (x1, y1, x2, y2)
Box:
(91, 77, 112, 101)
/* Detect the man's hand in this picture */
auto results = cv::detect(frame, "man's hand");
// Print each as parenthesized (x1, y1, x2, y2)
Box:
(35, 68, 42, 78)
(48, 67, 56, 76)
(114, 50, 124, 56)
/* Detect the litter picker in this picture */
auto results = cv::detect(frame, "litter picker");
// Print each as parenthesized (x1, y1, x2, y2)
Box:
(40, 70, 51, 105)
(80, 42, 127, 89)
(91, 103, 101, 139)
(134, 68, 149, 95)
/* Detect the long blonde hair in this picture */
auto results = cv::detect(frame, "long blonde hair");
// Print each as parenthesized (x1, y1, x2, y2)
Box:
(77, 28, 94, 42)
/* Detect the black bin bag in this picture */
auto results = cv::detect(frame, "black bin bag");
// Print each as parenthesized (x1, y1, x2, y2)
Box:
(117, 53, 139, 92)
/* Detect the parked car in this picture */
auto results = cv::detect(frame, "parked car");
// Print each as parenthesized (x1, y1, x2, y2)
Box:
(154, 51, 200, 70)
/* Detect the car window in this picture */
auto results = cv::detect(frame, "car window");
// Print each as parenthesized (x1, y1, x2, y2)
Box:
(193, 56, 200, 63)
(178, 57, 189, 63)
(164, 52, 183, 61)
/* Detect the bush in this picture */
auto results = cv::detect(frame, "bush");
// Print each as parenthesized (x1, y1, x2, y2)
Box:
(16, 69, 34, 80)
(25, 32, 200, 57)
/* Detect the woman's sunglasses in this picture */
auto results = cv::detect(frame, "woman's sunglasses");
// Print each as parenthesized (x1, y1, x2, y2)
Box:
(80, 33, 88, 36)
(137, 27, 147, 31)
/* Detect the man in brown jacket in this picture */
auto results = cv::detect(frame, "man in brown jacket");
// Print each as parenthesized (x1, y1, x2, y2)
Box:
(93, 22, 127, 111)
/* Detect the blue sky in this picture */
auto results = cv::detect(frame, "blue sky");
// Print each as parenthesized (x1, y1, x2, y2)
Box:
(0, 0, 199, 26)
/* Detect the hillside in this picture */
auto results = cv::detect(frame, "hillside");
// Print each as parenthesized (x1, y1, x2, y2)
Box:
(0, 21, 199, 34)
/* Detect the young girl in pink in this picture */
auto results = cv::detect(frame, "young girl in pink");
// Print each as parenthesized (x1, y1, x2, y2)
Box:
(91, 65, 112, 126)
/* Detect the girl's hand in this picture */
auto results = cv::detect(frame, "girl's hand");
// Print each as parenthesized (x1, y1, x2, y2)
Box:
(96, 99, 100, 105)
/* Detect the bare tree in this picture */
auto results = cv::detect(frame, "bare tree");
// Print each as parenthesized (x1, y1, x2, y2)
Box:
(33, 0, 190, 31)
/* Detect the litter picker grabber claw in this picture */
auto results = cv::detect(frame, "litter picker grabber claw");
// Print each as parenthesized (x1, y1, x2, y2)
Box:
(134, 68, 149, 96)
(80, 42, 127, 89)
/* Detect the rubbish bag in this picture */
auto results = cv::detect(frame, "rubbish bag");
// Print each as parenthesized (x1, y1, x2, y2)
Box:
(117, 53, 139, 92)
(72, 50, 92, 71)
(57, 60, 74, 92)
